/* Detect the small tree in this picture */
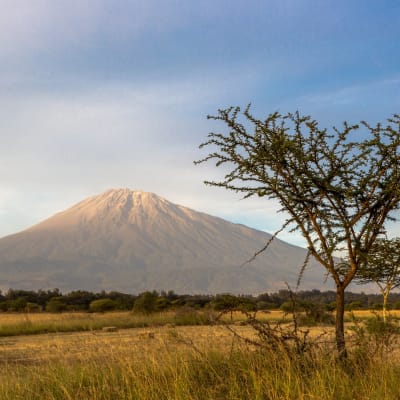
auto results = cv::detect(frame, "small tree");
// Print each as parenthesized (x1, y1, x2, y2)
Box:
(45, 297, 67, 313)
(132, 291, 159, 315)
(197, 107, 400, 357)
(212, 294, 256, 320)
(89, 298, 118, 313)
(356, 237, 400, 323)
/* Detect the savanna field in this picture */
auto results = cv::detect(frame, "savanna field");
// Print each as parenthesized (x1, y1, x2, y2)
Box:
(1, 310, 400, 399)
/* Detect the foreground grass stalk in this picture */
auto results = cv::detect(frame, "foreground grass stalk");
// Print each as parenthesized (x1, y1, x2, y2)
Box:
(1, 313, 400, 399)
(2, 339, 400, 399)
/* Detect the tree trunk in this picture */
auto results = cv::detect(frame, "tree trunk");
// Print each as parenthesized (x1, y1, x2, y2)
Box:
(335, 284, 347, 359)
(382, 290, 389, 324)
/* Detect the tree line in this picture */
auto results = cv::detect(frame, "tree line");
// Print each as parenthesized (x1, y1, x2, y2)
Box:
(1, 288, 399, 313)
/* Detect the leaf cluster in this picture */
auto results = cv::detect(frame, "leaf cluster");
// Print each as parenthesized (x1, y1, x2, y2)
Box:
(197, 107, 400, 288)
(356, 237, 400, 289)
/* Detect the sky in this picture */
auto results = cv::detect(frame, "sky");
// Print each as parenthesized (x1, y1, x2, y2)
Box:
(1, 0, 400, 246)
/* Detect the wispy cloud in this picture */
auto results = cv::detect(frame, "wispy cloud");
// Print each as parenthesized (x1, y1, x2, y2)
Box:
(298, 77, 400, 108)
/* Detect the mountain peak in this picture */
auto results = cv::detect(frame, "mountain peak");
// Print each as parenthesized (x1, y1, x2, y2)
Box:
(94, 188, 168, 206)
(27, 188, 176, 232)
(0, 189, 326, 293)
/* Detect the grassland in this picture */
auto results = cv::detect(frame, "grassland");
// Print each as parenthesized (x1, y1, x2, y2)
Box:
(0, 309, 292, 337)
(0, 311, 400, 399)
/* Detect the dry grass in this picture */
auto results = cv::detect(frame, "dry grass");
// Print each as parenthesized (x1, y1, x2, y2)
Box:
(0, 310, 399, 399)
(0, 308, 393, 331)
(0, 322, 399, 399)
(0, 309, 286, 325)
(0, 310, 209, 336)
(348, 309, 400, 318)
(0, 325, 255, 364)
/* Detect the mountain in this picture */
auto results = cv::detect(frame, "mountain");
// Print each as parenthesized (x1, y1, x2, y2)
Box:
(0, 188, 329, 294)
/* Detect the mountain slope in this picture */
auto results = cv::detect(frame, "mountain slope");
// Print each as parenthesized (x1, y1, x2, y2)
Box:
(0, 189, 328, 293)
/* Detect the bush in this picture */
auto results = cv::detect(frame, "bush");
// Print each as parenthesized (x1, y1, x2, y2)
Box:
(25, 302, 42, 312)
(256, 301, 277, 310)
(7, 297, 27, 312)
(133, 291, 159, 315)
(174, 307, 214, 325)
(45, 297, 68, 313)
(393, 301, 400, 310)
(89, 298, 118, 313)
(345, 301, 363, 311)
(297, 302, 334, 326)
(325, 302, 336, 312)
(280, 300, 303, 313)
(350, 315, 400, 363)
(365, 316, 400, 336)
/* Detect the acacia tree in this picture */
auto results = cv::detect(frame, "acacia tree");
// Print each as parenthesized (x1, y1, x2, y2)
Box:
(356, 237, 400, 323)
(196, 106, 400, 357)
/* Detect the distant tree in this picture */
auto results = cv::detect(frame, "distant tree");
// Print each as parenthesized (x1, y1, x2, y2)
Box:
(89, 298, 118, 313)
(212, 294, 256, 320)
(356, 237, 400, 323)
(7, 297, 27, 312)
(197, 107, 400, 357)
(212, 294, 241, 320)
(132, 291, 159, 315)
(63, 290, 96, 311)
(105, 291, 136, 310)
(45, 297, 68, 313)
(25, 302, 42, 312)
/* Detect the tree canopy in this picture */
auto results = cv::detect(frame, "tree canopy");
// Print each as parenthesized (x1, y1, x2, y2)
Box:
(197, 106, 400, 356)
(356, 237, 400, 322)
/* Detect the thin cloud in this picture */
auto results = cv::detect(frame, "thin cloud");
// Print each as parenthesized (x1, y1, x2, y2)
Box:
(298, 77, 400, 108)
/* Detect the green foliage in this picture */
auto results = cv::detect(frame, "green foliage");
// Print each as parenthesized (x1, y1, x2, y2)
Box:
(198, 108, 400, 286)
(345, 301, 363, 311)
(299, 301, 334, 326)
(280, 301, 303, 313)
(173, 307, 214, 325)
(326, 301, 337, 312)
(280, 299, 334, 325)
(356, 237, 400, 321)
(7, 297, 27, 312)
(0, 287, 398, 315)
(356, 238, 400, 287)
(25, 302, 42, 312)
(365, 316, 400, 336)
(256, 300, 277, 310)
(211, 294, 256, 313)
(89, 298, 118, 313)
(350, 314, 400, 363)
(197, 107, 400, 355)
(133, 291, 159, 315)
(393, 301, 400, 310)
(45, 297, 67, 313)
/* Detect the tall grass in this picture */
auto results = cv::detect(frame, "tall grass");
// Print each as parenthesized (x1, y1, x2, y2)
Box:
(1, 342, 400, 399)
(0, 323, 400, 399)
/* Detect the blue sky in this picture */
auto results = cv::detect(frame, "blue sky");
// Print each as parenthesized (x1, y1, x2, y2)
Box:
(1, 0, 400, 246)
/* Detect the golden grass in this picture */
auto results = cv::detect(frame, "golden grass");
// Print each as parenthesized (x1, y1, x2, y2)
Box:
(0, 309, 285, 325)
(0, 308, 392, 328)
(0, 322, 399, 399)
(0, 310, 290, 338)
(0, 310, 198, 336)
(0, 310, 160, 326)
(347, 309, 400, 318)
